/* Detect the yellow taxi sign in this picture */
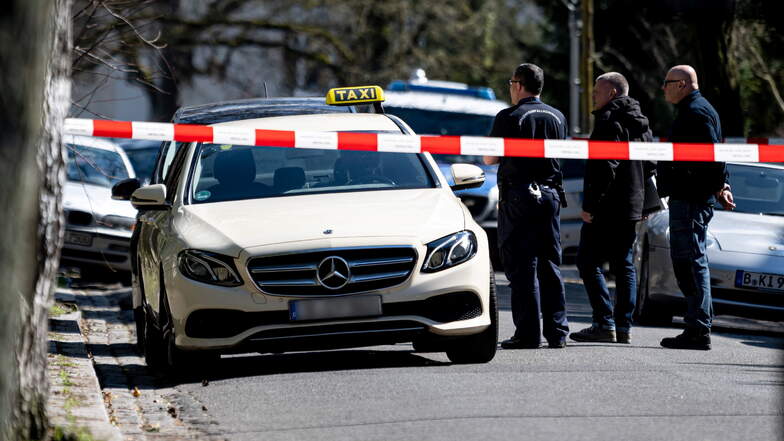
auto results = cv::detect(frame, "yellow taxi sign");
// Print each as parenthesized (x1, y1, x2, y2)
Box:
(326, 85, 385, 106)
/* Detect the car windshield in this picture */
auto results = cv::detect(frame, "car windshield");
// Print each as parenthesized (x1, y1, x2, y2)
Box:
(66, 144, 129, 188)
(719, 164, 784, 216)
(123, 147, 158, 185)
(189, 144, 436, 204)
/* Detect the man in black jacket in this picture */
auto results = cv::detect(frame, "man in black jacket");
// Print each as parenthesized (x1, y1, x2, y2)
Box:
(570, 72, 655, 345)
(658, 65, 735, 350)
(484, 63, 570, 349)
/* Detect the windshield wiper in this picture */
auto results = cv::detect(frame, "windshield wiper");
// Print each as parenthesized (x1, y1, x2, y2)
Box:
(760, 212, 784, 217)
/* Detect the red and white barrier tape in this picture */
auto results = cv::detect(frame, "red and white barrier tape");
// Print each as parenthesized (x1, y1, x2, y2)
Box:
(64, 118, 784, 163)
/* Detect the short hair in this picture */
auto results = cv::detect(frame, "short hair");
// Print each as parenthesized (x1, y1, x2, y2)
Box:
(596, 72, 629, 96)
(513, 63, 544, 95)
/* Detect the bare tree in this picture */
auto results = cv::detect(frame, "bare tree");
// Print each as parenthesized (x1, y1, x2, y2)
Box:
(0, 0, 72, 439)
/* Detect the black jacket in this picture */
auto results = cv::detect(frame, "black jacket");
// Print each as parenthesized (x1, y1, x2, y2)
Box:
(583, 96, 655, 221)
(656, 90, 728, 201)
(491, 96, 567, 188)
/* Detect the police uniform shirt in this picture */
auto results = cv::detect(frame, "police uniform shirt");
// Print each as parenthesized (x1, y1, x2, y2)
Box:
(490, 97, 567, 187)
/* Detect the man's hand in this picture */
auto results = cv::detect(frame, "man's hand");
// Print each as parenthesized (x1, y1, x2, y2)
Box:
(715, 183, 736, 211)
(581, 211, 593, 223)
(483, 156, 499, 165)
(716, 189, 736, 210)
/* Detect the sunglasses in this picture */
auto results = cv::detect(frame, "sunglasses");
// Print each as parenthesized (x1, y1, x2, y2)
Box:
(508, 80, 522, 86)
(662, 79, 682, 87)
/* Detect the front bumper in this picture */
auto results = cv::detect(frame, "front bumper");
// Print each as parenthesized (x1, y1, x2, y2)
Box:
(60, 227, 132, 272)
(165, 236, 491, 352)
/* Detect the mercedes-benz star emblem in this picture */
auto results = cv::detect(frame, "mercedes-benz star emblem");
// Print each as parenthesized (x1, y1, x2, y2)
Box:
(317, 256, 351, 290)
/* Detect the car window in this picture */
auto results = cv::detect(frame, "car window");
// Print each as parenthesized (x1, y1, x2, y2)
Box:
(189, 144, 436, 204)
(124, 148, 158, 185)
(66, 144, 129, 188)
(721, 164, 784, 216)
(153, 141, 189, 185)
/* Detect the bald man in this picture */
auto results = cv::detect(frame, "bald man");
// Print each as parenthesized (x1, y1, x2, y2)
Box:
(657, 65, 735, 351)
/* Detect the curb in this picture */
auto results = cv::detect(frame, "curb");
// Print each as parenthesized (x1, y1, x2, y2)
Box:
(48, 291, 123, 441)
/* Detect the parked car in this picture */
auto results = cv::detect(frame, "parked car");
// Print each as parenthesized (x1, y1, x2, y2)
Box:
(634, 162, 784, 322)
(112, 86, 498, 370)
(61, 135, 137, 275)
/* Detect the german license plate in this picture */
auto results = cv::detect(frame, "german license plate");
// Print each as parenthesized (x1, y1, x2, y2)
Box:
(64, 231, 92, 246)
(289, 295, 382, 321)
(735, 270, 784, 292)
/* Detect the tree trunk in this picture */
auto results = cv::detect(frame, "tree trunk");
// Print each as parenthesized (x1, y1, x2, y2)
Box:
(0, 0, 71, 439)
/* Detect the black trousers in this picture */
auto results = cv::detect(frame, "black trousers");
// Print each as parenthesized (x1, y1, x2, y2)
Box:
(497, 185, 569, 344)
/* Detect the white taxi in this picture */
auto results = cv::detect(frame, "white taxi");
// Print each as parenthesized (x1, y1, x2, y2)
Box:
(113, 86, 497, 370)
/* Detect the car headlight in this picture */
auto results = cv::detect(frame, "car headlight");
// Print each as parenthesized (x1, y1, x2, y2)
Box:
(178, 250, 242, 286)
(101, 215, 136, 231)
(422, 231, 478, 273)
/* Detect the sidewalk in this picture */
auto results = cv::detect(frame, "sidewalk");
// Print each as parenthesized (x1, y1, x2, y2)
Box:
(47, 283, 222, 440)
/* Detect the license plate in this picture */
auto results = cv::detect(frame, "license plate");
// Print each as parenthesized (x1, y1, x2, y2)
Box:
(64, 231, 92, 246)
(289, 295, 382, 321)
(735, 270, 784, 292)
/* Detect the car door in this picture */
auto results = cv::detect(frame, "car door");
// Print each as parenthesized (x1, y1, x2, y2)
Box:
(138, 141, 189, 313)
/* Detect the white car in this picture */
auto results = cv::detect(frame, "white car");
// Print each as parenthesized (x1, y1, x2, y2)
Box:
(635, 162, 784, 323)
(113, 87, 498, 370)
(61, 135, 137, 274)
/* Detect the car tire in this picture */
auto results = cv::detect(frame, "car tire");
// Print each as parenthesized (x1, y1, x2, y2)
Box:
(143, 304, 166, 369)
(634, 240, 673, 325)
(133, 306, 145, 354)
(445, 267, 498, 364)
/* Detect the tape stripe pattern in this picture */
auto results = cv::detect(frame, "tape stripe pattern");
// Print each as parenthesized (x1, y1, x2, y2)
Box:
(63, 118, 784, 163)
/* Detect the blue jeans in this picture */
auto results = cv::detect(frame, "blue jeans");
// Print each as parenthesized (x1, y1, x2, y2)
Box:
(498, 186, 569, 344)
(668, 199, 714, 333)
(576, 219, 638, 332)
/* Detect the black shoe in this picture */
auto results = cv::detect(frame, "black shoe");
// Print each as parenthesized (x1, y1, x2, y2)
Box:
(660, 329, 711, 350)
(616, 330, 631, 344)
(547, 338, 567, 349)
(569, 325, 616, 343)
(500, 336, 541, 349)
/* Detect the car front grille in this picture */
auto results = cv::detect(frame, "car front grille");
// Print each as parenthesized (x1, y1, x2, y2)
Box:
(247, 247, 418, 296)
(67, 210, 93, 226)
(458, 195, 488, 218)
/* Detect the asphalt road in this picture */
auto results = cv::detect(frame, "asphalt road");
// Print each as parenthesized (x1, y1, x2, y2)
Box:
(169, 269, 784, 441)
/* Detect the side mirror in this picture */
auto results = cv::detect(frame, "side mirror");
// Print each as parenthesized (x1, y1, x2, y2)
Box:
(450, 163, 485, 191)
(112, 178, 141, 201)
(131, 184, 169, 210)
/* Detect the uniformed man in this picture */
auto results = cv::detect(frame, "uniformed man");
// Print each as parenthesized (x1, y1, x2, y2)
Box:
(484, 63, 570, 349)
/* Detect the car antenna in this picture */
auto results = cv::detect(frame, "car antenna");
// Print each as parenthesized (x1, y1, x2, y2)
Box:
(263, 82, 269, 98)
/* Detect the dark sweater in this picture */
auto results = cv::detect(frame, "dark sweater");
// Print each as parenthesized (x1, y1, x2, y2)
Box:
(656, 90, 728, 201)
(583, 96, 655, 221)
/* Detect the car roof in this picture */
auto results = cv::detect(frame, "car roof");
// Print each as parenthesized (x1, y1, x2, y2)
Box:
(384, 90, 507, 116)
(64, 135, 123, 152)
(172, 97, 354, 125)
(210, 113, 404, 132)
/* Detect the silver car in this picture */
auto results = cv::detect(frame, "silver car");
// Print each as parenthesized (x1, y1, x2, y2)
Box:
(634, 162, 784, 323)
(61, 135, 137, 274)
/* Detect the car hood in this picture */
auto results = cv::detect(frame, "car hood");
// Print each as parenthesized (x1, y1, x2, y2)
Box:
(63, 181, 137, 218)
(176, 188, 466, 256)
(711, 211, 784, 257)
